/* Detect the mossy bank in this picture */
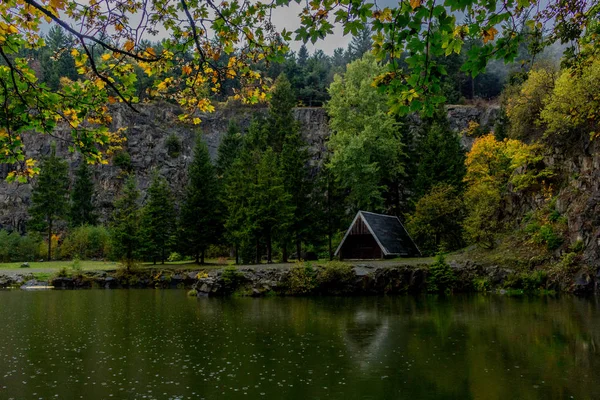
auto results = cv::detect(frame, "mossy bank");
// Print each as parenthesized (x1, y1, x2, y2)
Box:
(1, 257, 597, 295)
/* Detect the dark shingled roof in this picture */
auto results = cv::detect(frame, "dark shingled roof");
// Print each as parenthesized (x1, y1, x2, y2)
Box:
(359, 211, 421, 257)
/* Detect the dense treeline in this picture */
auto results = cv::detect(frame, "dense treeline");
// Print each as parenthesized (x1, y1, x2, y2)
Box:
(1, 20, 593, 266)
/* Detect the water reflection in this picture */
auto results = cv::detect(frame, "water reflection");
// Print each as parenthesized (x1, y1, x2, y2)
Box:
(0, 292, 598, 399)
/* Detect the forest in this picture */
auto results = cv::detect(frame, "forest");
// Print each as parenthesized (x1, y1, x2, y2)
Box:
(0, 0, 598, 274)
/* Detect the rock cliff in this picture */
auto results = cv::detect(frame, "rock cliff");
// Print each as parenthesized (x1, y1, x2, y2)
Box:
(0, 102, 498, 232)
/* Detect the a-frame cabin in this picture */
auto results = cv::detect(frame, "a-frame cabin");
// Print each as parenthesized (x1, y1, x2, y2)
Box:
(335, 211, 421, 260)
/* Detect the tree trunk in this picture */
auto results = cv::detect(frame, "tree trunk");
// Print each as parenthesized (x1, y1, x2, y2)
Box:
(328, 233, 333, 261)
(47, 218, 52, 261)
(282, 241, 288, 263)
(255, 238, 260, 264)
(195, 252, 200, 264)
(201, 249, 205, 265)
(266, 231, 272, 264)
(235, 244, 239, 265)
(296, 237, 301, 261)
(161, 246, 165, 265)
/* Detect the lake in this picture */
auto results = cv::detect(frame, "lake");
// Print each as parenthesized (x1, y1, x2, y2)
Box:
(0, 291, 598, 400)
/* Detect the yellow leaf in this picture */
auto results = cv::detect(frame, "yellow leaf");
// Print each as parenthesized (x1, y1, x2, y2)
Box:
(124, 40, 135, 52)
(410, 0, 421, 10)
(94, 78, 106, 89)
(101, 53, 111, 61)
(193, 118, 201, 125)
(71, 48, 79, 57)
(182, 65, 192, 75)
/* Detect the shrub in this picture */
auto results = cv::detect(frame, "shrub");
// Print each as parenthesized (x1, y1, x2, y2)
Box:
(317, 261, 354, 294)
(472, 277, 491, 292)
(0, 230, 42, 262)
(570, 239, 585, 253)
(504, 270, 547, 292)
(167, 252, 183, 262)
(427, 253, 456, 293)
(165, 134, 182, 158)
(61, 225, 111, 260)
(286, 262, 317, 295)
(113, 151, 132, 171)
(539, 225, 563, 250)
(221, 266, 244, 292)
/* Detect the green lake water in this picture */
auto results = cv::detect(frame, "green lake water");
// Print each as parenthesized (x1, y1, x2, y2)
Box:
(0, 291, 599, 399)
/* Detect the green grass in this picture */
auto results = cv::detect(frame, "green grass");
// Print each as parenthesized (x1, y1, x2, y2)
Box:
(0, 260, 119, 270)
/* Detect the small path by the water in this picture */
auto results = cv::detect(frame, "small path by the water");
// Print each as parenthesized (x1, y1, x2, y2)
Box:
(0, 257, 435, 278)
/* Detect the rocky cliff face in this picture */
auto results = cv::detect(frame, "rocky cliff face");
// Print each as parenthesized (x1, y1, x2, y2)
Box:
(0, 103, 498, 232)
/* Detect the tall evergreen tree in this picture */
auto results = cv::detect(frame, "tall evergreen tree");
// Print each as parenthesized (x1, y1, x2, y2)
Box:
(179, 138, 220, 264)
(251, 148, 294, 263)
(139, 170, 176, 264)
(110, 175, 141, 268)
(413, 114, 467, 200)
(29, 143, 69, 261)
(267, 75, 312, 259)
(347, 24, 372, 61)
(216, 121, 243, 177)
(69, 161, 97, 227)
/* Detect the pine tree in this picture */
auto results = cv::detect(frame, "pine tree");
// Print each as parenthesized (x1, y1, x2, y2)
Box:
(413, 114, 466, 200)
(139, 170, 176, 264)
(268, 75, 312, 259)
(69, 161, 97, 227)
(251, 148, 294, 263)
(216, 120, 243, 177)
(179, 138, 220, 264)
(110, 175, 141, 268)
(297, 45, 309, 67)
(29, 143, 69, 261)
(347, 24, 372, 61)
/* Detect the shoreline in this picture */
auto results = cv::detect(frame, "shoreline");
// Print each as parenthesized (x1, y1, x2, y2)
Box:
(0, 259, 596, 295)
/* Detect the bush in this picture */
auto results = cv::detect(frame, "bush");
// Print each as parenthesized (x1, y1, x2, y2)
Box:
(503, 270, 548, 292)
(539, 225, 563, 250)
(165, 134, 182, 158)
(113, 151, 132, 171)
(0, 230, 42, 262)
(167, 252, 183, 262)
(472, 277, 491, 292)
(221, 266, 244, 292)
(427, 253, 456, 293)
(61, 225, 111, 260)
(317, 261, 354, 294)
(286, 262, 317, 295)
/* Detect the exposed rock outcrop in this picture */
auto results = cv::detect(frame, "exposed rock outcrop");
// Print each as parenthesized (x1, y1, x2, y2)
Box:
(0, 103, 498, 232)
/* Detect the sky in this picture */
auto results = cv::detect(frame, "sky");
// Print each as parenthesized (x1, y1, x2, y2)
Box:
(270, 2, 354, 55)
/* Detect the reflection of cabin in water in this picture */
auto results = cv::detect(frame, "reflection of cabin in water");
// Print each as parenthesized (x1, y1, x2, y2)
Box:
(335, 211, 420, 260)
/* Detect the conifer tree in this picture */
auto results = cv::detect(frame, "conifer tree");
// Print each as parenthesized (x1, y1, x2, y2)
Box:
(110, 175, 141, 269)
(139, 170, 176, 264)
(413, 114, 466, 200)
(267, 75, 312, 260)
(216, 121, 243, 178)
(29, 143, 69, 261)
(179, 138, 219, 264)
(69, 161, 97, 227)
(250, 148, 294, 263)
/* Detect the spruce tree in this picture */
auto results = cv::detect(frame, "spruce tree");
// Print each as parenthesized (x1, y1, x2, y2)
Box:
(110, 175, 141, 268)
(139, 170, 176, 264)
(250, 148, 294, 263)
(216, 120, 243, 177)
(69, 161, 97, 227)
(179, 138, 220, 264)
(29, 143, 69, 261)
(413, 114, 466, 200)
(267, 75, 312, 260)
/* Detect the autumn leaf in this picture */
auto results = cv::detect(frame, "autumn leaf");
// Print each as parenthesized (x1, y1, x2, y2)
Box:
(182, 65, 192, 75)
(124, 39, 135, 52)
(101, 53, 111, 61)
(410, 0, 421, 10)
(482, 27, 498, 44)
